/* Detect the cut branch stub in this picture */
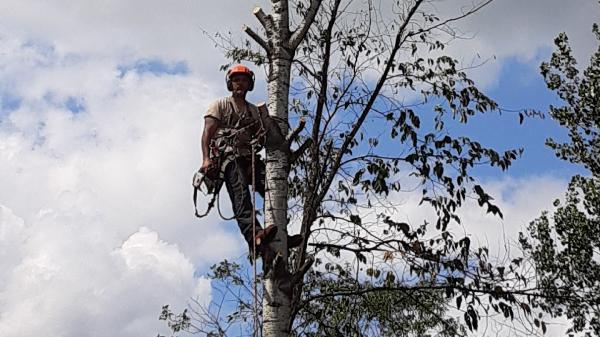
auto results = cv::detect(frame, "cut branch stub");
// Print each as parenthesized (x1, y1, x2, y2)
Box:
(254, 7, 275, 36)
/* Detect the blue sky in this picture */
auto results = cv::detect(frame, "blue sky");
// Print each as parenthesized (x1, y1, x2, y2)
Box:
(461, 55, 582, 179)
(0, 1, 598, 337)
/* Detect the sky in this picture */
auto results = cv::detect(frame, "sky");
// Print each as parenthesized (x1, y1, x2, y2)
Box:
(0, 1, 598, 336)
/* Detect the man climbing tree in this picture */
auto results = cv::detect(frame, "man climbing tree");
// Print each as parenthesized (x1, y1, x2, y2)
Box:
(195, 64, 301, 259)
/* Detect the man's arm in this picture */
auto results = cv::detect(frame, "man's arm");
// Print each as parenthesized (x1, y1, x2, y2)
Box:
(201, 116, 219, 173)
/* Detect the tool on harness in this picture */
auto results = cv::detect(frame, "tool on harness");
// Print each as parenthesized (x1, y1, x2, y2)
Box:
(192, 136, 225, 218)
(192, 171, 221, 218)
(192, 118, 261, 220)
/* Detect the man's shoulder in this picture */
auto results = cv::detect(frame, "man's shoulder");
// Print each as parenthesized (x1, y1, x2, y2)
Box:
(208, 97, 232, 109)
(205, 97, 234, 119)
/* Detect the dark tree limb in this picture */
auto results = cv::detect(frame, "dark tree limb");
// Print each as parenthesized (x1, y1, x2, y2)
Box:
(318, 0, 425, 207)
(290, 138, 312, 165)
(287, 116, 306, 143)
(290, 0, 324, 50)
(243, 25, 271, 53)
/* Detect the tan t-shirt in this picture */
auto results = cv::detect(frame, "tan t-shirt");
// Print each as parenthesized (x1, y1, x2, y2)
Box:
(205, 97, 264, 156)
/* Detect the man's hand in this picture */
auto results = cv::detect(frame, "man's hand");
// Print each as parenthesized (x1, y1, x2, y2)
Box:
(200, 158, 214, 173)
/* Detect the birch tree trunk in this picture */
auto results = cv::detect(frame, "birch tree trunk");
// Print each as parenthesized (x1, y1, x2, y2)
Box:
(243, 1, 321, 336)
(263, 3, 293, 335)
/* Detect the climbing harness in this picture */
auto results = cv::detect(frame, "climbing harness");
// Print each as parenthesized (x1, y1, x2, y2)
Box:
(192, 99, 265, 220)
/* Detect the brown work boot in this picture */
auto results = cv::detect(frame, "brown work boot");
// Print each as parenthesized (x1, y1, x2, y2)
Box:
(255, 225, 278, 247)
(288, 234, 303, 248)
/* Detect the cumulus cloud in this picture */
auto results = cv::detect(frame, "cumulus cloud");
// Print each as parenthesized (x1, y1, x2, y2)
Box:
(0, 207, 210, 337)
(436, 0, 599, 88)
(0, 35, 248, 337)
(0, 0, 272, 87)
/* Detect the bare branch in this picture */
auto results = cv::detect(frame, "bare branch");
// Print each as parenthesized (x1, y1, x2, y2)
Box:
(243, 25, 270, 53)
(287, 116, 306, 143)
(293, 59, 320, 78)
(289, 0, 324, 50)
(290, 138, 312, 165)
(405, 0, 493, 39)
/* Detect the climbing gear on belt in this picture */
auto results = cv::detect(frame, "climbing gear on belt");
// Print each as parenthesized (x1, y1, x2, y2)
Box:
(192, 111, 263, 221)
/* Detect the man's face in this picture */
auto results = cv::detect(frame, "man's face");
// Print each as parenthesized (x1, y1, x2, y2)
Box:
(230, 74, 252, 95)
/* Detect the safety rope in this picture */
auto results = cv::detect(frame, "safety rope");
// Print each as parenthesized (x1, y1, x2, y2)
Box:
(251, 143, 259, 337)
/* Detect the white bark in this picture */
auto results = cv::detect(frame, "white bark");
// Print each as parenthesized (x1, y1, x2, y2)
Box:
(263, 57, 293, 337)
(263, 1, 293, 336)
(247, 1, 321, 336)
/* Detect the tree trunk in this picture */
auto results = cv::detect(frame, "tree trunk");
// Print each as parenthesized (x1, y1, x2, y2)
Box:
(263, 57, 293, 337)
(263, 1, 293, 336)
(244, 1, 321, 335)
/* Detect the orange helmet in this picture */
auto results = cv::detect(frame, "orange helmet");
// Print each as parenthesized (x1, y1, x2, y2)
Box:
(226, 64, 255, 91)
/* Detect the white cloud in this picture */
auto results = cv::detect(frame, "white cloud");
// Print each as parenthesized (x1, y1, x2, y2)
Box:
(0, 36, 248, 337)
(0, 208, 210, 337)
(436, 0, 599, 88)
(0, 0, 272, 87)
(0, 205, 27, 287)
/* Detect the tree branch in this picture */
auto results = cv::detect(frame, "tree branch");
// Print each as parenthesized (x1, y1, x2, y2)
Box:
(293, 59, 320, 78)
(404, 0, 493, 39)
(318, 0, 425, 204)
(290, 138, 313, 165)
(289, 0, 324, 50)
(287, 117, 306, 143)
(302, 285, 585, 306)
(299, 1, 343, 266)
(243, 25, 271, 53)
(339, 154, 409, 167)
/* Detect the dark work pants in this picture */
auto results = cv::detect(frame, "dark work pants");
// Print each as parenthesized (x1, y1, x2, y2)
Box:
(223, 156, 266, 247)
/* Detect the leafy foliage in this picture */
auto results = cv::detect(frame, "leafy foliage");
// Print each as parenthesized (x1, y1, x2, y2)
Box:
(283, 1, 533, 334)
(295, 263, 465, 337)
(158, 305, 191, 337)
(162, 0, 595, 336)
(520, 21, 600, 336)
(161, 259, 463, 337)
(159, 260, 260, 337)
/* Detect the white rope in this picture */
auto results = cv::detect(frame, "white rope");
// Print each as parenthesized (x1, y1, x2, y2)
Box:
(251, 143, 259, 337)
